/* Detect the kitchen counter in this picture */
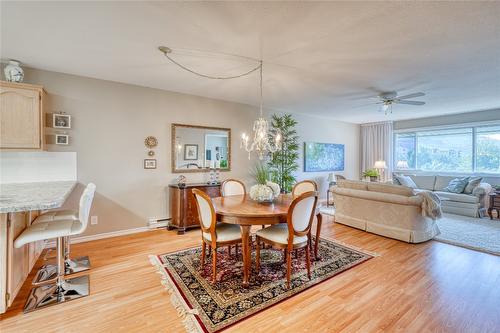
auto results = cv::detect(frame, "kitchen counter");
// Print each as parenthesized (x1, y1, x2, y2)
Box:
(0, 181, 76, 213)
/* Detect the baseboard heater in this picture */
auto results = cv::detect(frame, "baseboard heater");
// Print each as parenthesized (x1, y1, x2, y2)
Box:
(148, 217, 171, 229)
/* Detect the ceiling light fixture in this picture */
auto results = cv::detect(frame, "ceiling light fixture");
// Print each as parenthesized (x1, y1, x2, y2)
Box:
(158, 46, 281, 160)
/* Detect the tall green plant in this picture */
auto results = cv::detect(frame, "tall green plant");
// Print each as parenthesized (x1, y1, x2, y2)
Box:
(268, 113, 299, 193)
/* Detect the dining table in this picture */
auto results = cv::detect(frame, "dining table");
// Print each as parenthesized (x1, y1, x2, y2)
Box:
(212, 194, 323, 287)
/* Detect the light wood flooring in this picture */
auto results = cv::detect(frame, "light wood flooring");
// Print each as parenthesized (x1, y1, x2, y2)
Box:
(1, 215, 499, 333)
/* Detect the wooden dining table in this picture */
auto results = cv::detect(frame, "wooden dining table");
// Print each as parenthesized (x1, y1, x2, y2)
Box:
(212, 194, 322, 287)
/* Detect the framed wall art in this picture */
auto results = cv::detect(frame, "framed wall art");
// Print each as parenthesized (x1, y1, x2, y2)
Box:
(144, 159, 157, 169)
(184, 144, 198, 160)
(304, 142, 345, 172)
(53, 113, 71, 129)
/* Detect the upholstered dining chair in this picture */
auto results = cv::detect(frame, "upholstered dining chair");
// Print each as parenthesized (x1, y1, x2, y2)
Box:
(221, 179, 246, 196)
(292, 180, 318, 197)
(255, 191, 318, 289)
(192, 188, 243, 283)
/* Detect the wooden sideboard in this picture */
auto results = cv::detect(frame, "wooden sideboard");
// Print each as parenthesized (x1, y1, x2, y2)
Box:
(168, 183, 221, 234)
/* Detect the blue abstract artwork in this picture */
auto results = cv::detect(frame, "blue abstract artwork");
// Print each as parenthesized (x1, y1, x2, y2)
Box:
(304, 142, 345, 172)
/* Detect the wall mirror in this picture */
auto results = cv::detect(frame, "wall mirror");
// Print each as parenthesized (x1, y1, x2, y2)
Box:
(171, 123, 231, 173)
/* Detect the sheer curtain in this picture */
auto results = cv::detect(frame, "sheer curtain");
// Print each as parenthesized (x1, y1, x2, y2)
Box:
(361, 122, 393, 181)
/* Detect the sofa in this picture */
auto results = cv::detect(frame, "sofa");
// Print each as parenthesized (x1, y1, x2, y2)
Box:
(394, 174, 492, 217)
(332, 180, 440, 243)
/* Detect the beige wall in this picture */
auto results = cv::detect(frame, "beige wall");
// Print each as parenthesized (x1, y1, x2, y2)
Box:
(16, 67, 359, 236)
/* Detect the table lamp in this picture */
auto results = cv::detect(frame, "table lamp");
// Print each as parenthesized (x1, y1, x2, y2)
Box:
(327, 172, 336, 186)
(396, 160, 409, 169)
(373, 160, 387, 181)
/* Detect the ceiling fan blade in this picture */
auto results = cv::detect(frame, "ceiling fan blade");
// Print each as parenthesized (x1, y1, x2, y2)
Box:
(397, 92, 425, 99)
(396, 100, 426, 105)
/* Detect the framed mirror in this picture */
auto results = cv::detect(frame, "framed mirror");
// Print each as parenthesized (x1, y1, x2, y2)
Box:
(171, 123, 231, 173)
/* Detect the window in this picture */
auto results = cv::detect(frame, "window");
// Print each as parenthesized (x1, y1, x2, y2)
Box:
(394, 123, 500, 174)
(476, 125, 500, 173)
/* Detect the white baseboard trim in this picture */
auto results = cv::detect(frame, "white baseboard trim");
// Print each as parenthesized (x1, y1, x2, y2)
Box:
(45, 226, 151, 248)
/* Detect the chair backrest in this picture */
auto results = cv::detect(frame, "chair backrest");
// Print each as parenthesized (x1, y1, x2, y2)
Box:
(292, 180, 317, 197)
(288, 191, 318, 238)
(221, 179, 246, 197)
(78, 183, 96, 231)
(192, 189, 217, 239)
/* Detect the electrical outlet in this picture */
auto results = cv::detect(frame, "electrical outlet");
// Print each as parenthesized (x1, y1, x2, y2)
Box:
(90, 216, 98, 225)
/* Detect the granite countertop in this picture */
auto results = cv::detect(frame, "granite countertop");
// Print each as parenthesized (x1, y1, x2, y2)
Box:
(0, 181, 76, 213)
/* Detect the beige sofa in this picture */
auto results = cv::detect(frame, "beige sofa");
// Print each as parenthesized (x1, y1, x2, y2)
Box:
(394, 174, 492, 218)
(332, 180, 440, 243)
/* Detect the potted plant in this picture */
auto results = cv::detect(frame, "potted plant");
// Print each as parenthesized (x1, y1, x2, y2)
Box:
(249, 164, 280, 203)
(362, 169, 380, 182)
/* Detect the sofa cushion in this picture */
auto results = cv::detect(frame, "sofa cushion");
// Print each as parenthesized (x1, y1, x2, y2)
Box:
(394, 175, 417, 189)
(367, 183, 414, 197)
(409, 175, 436, 191)
(434, 176, 457, 191)
(434, 191, 480, 204)
(464, 177, 483, 194)
(444, 177, 470, 193)
(337, 180, 368, 191)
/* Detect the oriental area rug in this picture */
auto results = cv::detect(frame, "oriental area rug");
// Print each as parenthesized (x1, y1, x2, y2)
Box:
(150, 237, 374, 333)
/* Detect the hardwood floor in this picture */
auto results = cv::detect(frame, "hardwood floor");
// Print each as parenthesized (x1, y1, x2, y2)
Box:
(1, 215, 499, 333)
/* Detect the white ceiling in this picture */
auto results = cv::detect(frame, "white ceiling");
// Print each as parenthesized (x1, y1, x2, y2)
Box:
(1, 1, 499, 123)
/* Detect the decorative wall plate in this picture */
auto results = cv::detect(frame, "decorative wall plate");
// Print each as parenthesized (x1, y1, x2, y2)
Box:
(145, 136, 158, 149)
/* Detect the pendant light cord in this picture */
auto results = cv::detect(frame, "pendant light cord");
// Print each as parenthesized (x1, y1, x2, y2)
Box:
(161, 48, 262, 80)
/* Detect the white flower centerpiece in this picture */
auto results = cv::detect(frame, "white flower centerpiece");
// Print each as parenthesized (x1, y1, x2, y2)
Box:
(249, 164, 280, 203)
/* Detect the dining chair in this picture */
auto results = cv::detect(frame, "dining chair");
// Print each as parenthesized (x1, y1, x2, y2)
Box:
(221, 179, 246, 196)
(255, 191, 318, 289)
(292, 180, 320, 256)
(192, 188, 243, 283)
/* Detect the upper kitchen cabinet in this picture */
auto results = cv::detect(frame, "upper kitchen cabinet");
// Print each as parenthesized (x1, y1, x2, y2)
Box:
(0, 81, 46, 150)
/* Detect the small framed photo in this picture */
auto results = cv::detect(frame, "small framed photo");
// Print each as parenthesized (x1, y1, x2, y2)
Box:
(184, 144, 198, 160)
(55, 134, 69, 145)
(53, 114, 71, 129)
(144, 159, 157, 169)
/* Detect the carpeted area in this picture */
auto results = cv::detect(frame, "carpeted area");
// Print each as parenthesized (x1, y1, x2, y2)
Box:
(150, 237, 373, 333)
(434, 213, 500, 256)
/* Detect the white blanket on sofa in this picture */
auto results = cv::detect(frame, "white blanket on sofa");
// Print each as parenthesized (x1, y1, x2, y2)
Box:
(416, 190, 442, 219)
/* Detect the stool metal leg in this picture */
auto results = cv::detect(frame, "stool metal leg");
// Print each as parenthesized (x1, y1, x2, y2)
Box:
(24, 237, 90, 313)
(32, 236, 90, 285)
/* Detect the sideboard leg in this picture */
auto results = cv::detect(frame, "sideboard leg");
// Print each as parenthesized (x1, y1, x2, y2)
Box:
(177, 228, 186, 235)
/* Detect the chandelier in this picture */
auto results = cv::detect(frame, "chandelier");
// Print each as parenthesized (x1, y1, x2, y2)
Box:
(240, 61, 281, 159)
(158, 46, 281, 160)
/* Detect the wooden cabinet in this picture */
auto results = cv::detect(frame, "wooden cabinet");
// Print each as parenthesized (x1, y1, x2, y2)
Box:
(0, 211, 44, 313)
(169, 183, 221, 234)
(0, 81, 45, 150)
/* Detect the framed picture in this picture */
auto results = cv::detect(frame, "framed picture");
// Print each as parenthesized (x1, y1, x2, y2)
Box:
(184, 144, 198, 160)
(55, 134, 69, 145)
(144, 159, 157, 169)
(304, 142, 345, 172)
(53, 114, 71, 129)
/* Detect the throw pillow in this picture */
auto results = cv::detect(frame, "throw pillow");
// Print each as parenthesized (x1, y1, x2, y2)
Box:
(444, 177, 470, 193)
(394, 175, 417, 189)
(464, 177, 482, 194)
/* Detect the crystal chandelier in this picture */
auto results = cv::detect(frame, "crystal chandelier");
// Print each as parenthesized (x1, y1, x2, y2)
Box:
(158, 46, 281, 159)
(240, 61, 281, 160)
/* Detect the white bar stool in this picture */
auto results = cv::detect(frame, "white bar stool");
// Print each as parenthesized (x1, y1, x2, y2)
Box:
(14, 183, 96, 313)
(33, 183, 96, 283)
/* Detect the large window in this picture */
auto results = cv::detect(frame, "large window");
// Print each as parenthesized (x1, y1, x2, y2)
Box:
(394, 124, 500, 174)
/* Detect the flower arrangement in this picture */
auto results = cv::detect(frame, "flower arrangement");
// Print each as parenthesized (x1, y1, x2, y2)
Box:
(249, 164, 281, 202)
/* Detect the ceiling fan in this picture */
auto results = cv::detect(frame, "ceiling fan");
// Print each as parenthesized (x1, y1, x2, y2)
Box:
(375, 91, 426, 114)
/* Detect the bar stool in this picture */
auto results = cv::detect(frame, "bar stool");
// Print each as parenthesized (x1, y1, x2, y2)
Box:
(33, 183, 96, 283)
(14, 183, 96, 312)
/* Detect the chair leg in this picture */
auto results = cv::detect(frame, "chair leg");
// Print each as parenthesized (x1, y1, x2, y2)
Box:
(201, 242, 206, 268)
(294, 249, 298, 258)
(211, 248, 217, 283)
(283, 249, 287, 264)
(235, 244, 239, 256)
(286, 249, 292, 289)
(255, 238, 261, 272)
(227, 245, 231, 256)
(305, 244, 311, 280)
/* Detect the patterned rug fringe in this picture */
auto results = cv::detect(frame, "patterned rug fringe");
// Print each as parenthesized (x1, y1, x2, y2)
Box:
(149, 255, 203, 333)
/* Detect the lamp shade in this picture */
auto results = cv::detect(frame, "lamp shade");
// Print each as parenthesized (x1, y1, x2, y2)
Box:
(327, 172, 336, 183)
(373, 160, 387, 169)
(396, 160, 409, 169)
